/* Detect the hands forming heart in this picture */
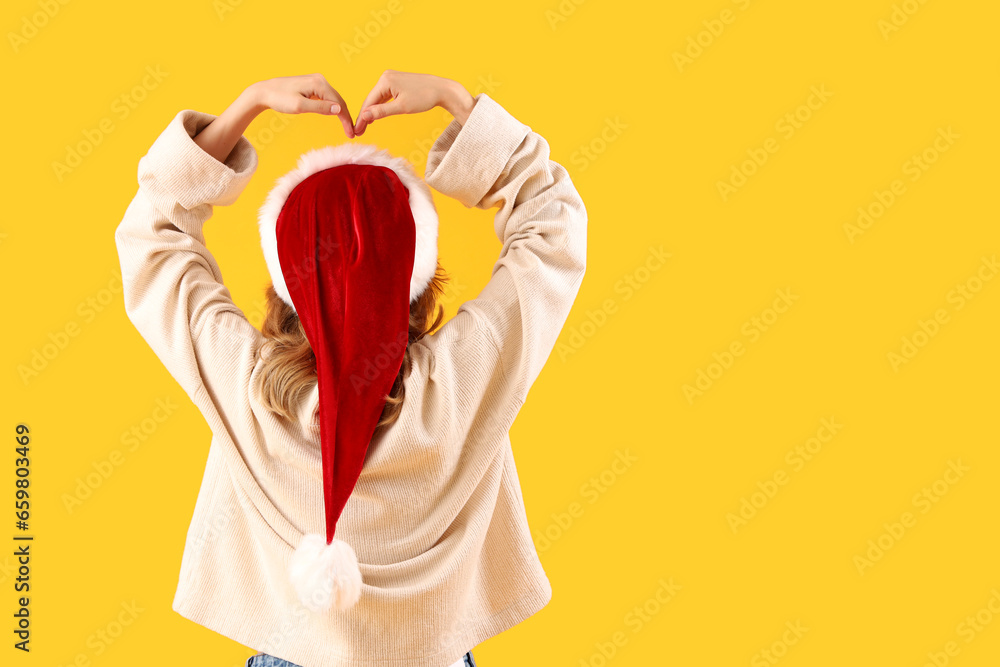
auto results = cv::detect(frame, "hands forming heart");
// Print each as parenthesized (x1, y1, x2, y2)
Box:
(251, 70, 475, 140)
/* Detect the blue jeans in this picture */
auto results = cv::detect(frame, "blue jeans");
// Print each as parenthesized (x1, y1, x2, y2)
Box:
(246, 649, 477, 666)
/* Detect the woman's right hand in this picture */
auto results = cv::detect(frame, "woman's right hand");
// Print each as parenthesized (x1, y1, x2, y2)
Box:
(352, 70, 474, 136)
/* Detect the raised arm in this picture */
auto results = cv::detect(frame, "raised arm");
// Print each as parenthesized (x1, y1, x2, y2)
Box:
(115, 74, 358, 425)
(349, 70, 587, 445)
(424, 90, 588, 408)
(114, 101, 263, 412)
(192, 86, 267, 164)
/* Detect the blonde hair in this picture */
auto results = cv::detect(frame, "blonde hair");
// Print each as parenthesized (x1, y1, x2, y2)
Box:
(253, 260, 451, 434)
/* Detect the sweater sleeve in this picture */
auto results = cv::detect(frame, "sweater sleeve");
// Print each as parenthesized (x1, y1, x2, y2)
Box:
(114, 108, 262, 417)
(423, 93, 588, 410)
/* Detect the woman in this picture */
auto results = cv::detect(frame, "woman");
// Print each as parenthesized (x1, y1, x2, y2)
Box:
(114, 70, 587, 666)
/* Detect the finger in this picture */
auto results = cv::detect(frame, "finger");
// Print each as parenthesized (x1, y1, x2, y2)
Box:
(297, 96, 340, 115)
(333, 96, 356, 139)
(309, 77, 356, 138)
(354, 95, 391, 135)
(353, 78, 393, 135)
(355, 98, 404, 136)
(363, 99, 404, 122)
(301, 96, 355, 140)
(318, 96, 356, 139)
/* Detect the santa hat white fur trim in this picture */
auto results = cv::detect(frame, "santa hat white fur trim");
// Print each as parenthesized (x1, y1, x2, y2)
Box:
(258, 142, 438, 310)
(289, 533, 362, 612)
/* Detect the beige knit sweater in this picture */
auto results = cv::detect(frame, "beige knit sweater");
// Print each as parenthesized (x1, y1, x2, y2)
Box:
(114, 92, 587, 667)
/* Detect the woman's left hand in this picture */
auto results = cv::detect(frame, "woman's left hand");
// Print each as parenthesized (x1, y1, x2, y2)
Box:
(251, 73, 356, 139)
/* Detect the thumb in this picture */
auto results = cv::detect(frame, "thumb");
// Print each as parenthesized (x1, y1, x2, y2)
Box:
(362, 99, 404, 122)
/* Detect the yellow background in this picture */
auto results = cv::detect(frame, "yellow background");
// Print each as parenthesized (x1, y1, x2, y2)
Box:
(3, 0, 999, 665)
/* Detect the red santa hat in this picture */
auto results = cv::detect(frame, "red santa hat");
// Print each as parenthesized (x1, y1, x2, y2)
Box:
(257, 142, 438, 612)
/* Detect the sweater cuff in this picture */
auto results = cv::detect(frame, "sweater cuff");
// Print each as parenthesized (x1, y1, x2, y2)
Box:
(137, 109, 258, 213)
(424, 93, 531, 209)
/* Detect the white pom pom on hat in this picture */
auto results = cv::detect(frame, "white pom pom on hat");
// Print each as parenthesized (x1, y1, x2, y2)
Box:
(289, 534, 363, 612)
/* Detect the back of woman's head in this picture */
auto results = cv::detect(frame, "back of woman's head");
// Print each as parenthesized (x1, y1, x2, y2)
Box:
(253, 260, 451, 434)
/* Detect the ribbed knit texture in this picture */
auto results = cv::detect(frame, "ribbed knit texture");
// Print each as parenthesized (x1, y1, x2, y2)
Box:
(114, 92, 587, 667)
